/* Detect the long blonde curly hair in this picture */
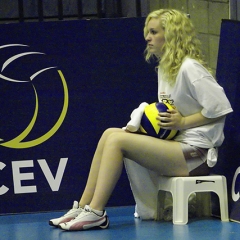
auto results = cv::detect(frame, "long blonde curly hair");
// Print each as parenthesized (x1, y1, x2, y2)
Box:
(144, 9, 211, 85)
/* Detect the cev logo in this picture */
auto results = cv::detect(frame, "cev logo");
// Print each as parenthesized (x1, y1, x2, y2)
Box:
(232, 167, 240, 202)
(0, 44, 69, 149)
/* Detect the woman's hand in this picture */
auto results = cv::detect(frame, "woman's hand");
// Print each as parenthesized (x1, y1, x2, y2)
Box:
(157, 108, 185, 130)
(157, 108, 224, 131)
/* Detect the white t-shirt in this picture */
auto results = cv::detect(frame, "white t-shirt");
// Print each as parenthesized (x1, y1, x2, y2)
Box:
(158, 58, 233, 149)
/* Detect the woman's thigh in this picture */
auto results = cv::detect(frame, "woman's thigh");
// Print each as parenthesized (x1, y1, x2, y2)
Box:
(105, 130, 189, 177)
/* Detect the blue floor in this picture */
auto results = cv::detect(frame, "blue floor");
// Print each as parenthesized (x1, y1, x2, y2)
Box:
(0, 206, 239, 240)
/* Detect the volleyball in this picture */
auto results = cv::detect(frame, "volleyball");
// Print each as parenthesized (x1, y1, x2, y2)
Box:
(139, 102, 178, 139)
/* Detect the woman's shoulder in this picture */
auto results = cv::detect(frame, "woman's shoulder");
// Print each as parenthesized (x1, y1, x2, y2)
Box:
(180, 57, 212, 78)
(176, 58, 215, 86)
(181, 58, 202, 70)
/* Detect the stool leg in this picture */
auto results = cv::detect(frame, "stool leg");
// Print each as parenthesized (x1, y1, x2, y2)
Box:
(172, 180, 189, 225)
(218, 194, 229, 221)
(218, 178, 229, 222)
(173, 193, 189, 225)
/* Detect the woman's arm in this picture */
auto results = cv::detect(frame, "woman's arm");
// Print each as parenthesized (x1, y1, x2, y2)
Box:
(157, 108, 224, 131)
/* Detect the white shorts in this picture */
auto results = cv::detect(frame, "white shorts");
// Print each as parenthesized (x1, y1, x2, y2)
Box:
(180, 143, 209, 176)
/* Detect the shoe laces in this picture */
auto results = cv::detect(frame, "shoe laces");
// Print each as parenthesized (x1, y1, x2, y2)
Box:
(63, 201, 82, 216)
(74, 205, 93, 219)
(64, 207, 81, 216)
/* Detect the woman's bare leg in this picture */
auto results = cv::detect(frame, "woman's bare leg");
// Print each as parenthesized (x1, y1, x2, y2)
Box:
(87, 128, 189, 211)
(79, 128, 124, 207)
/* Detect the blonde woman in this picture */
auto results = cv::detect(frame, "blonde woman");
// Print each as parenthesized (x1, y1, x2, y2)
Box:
(49, 9, 232, 231)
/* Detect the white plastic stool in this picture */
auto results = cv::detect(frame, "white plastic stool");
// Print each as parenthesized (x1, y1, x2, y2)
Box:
(157, 175, 229, 225)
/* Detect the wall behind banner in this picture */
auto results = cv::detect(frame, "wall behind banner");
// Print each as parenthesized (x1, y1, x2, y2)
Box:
(214, 19, 240, 223)
(0, 18, 157, 214)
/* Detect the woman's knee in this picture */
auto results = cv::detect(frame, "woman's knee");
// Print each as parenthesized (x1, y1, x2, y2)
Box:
(104, 131, 126, 149)
(103, 127, 121, 135)
(102, 128, 124, 139)
(99, 128, 124, 146)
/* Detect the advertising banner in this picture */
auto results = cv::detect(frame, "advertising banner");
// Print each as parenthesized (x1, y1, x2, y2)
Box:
(215, 19, 240, 222)
(0, 18, 157, 214)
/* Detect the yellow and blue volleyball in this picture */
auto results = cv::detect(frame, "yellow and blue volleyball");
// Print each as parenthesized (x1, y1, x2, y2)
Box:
(139, 102, 178, 139)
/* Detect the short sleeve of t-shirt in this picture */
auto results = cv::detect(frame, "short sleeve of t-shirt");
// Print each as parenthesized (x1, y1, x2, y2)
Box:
(180, 59, 233, 118)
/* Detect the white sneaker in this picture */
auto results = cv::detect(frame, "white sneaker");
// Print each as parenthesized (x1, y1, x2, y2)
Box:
(59, 205, 109, 231)
(49, 201, 83, 227)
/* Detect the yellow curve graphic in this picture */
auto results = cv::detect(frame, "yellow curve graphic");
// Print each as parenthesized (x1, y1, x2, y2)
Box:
(0, 70, 68, 149)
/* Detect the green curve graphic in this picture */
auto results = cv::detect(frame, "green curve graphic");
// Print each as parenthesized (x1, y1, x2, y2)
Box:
(0, 70, 68, 149)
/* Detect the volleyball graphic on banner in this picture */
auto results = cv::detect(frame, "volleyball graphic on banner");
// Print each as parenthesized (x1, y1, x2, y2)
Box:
(0, 44, 69, 149)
